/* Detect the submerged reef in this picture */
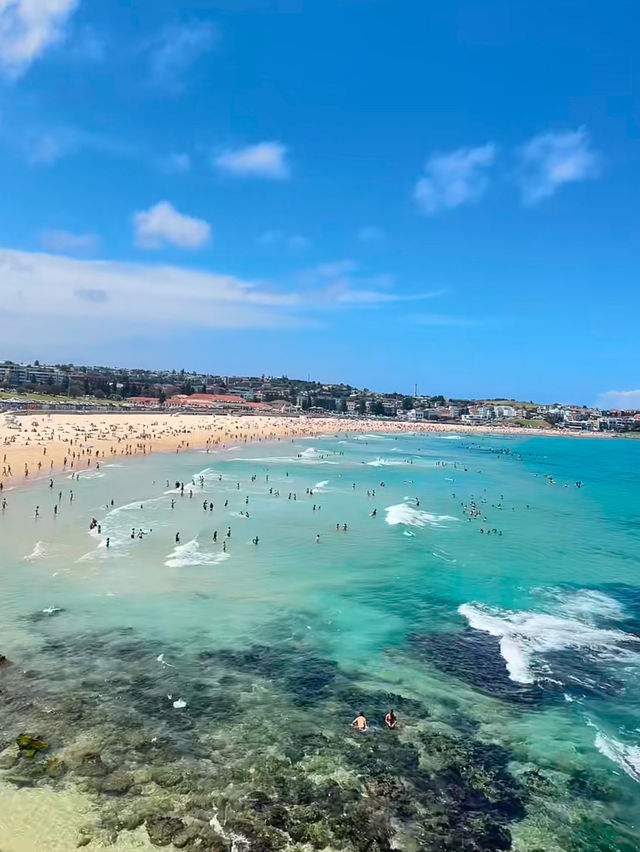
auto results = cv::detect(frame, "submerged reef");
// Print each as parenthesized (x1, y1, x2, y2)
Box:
(0, 626, 634, 850)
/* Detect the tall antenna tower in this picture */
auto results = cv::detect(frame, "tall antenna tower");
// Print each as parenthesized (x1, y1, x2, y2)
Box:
(414, 383, 418, 398)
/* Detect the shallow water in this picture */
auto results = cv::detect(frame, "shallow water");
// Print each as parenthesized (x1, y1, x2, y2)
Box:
(1, 433, 640, 850)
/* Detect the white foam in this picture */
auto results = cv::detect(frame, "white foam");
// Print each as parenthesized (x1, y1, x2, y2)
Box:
(560, 590, 626, 623)
(458, 602, 640, 685)
(354, 433, 389, 441)
(595, 731, 640, 783)
(231, 453, 339, 465)
(313, 480, 329, 491)
(42, 606, 61, 615)
(24, 541, 47, 560)
(385, 503, 458, 528)
(438, 434, 462, 440)
(172, 698, 187, 709)
(367, 458, 403, 467)
(165, 538, 231, 568)
(66, 470, 104, 480)
(432, 550, 457, 564)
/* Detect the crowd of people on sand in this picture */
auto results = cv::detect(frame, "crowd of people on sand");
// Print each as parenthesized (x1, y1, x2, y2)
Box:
(0, 409, 603, 492)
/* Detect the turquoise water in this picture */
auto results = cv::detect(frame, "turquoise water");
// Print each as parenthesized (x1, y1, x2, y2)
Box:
(1, 432, 640, 850)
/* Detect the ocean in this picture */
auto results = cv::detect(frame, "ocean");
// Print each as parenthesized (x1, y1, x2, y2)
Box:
(1, 431, 640, 850)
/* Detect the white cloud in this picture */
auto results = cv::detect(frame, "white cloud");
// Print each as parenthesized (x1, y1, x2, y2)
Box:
(40, 229, 99, 252)
(0, 247, 307, 350)
(414, 143, 496, 214)
(148, 22, 217, 91)
(517, 127, 599, 204)
(159, 153, 191, 175)
(215, 142, 290, 179)
(258, 230, 309, 250)
(0, 0, 78, 77)
(133, 201, 211, 250)
(357, 226, 385, 243)
(595, 390, 640, 411)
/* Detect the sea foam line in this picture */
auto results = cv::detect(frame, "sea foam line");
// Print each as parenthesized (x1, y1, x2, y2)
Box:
(458, 601, 640, 685)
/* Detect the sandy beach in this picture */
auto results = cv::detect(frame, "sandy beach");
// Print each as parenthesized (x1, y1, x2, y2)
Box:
(0, 411, 607, 492)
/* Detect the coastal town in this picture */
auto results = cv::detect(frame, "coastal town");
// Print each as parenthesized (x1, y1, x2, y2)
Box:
(1, 359, 638, 433)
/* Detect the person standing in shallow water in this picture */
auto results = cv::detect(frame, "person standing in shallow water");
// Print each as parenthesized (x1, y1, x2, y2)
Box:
(352, 712, 368, 732)
(385, 710, 397, 729)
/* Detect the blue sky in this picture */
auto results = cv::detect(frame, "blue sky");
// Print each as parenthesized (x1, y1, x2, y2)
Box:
(0, 0, 637, 406)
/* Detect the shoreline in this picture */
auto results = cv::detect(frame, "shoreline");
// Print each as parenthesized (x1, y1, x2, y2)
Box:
(0, 411, 613, 493)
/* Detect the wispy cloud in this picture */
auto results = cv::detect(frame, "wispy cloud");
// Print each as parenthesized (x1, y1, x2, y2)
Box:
(158, 153, 191, 175)
(61, 24, 106, 63)
(133, 201, 211, 250)
(334, 289, 445, 305)
(409, 313, 481, 327)
(0, 0, 79, 77)
(595, 389, 640, 411)
(300, 259, 445, 306)
(148, 22, 218, 91)
(6, 122, 135, 166)
(25, 127, 84, 164)
(517, 127, 600, 204)
(40, 229, 99, 253)
(258, 230, 309, 251)
(357, 226, 385, 243)
(215, 141, 290, 179)
(415, 143, 497, 214)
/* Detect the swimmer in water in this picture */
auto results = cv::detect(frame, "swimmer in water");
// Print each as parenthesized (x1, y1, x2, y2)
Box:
(352, 713, 368, 732)
(385, 710, 397, 729)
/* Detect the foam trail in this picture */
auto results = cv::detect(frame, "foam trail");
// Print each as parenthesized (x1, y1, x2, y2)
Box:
(313, 480, 329, 491)
(595, 731, 640, 783)
(165, 538, 231, 568)
(458, 602, 640, 685)
(385, 503, 458, 528)
(24, 541, 47, 561)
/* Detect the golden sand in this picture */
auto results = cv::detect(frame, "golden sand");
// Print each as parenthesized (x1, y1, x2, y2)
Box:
(0, 781, 160, 851)
(0, 411, 602, 491)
